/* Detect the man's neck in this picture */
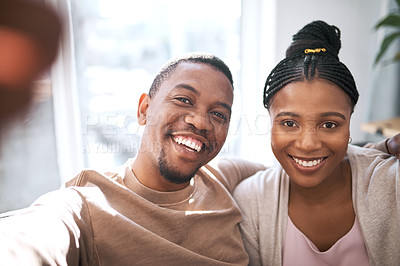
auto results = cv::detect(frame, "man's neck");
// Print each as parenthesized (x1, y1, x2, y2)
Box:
(131, 153, 190, 192)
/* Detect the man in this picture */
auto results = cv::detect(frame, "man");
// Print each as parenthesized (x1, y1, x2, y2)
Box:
(0, 53, 265, 265)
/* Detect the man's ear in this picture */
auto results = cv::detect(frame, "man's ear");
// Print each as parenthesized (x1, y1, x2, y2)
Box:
(137, 93, 150, 125)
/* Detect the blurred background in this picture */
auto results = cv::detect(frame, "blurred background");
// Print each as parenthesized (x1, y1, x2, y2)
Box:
(0, 0, 399, 212)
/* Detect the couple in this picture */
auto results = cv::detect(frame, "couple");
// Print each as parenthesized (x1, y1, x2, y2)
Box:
(0, 20, 399, 265)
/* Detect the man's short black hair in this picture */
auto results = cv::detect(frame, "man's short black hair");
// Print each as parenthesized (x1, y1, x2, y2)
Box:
(149, 52, 234, 98)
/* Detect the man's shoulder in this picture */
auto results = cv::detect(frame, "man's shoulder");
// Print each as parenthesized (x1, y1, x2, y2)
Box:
(64, 169, 116, 187)
(196, 164, 227, 188)
(64, 160, 129, 188)
(201, 157, 267, 193)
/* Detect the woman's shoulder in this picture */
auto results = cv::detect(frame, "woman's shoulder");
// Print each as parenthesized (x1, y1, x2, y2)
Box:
(348, 144, 396, 166)
(348, 144, 399, 182)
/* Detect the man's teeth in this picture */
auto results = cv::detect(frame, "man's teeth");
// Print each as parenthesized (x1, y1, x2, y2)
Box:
(174, 137, 202, 152)
(292, 157, 323, 167)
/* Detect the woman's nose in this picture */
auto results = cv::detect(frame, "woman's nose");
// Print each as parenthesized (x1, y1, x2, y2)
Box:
(294, 128, 323, 152)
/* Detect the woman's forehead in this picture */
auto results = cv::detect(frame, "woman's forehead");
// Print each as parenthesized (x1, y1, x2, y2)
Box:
(270, 80, 352, 114)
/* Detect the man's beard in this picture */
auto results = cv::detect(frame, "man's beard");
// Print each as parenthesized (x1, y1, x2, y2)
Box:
(158, 148, 200, 184)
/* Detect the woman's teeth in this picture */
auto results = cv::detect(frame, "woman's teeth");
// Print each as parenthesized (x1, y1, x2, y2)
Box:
(292, 156, 324, 167)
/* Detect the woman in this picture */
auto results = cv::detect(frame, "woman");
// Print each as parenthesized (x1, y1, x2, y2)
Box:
(234, 20, 400, 266)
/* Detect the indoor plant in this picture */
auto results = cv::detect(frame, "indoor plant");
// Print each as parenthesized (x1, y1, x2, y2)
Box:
(375, 0, 400, 64)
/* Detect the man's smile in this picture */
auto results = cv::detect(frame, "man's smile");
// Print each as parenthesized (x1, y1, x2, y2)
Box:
(173, 135, 204, 152)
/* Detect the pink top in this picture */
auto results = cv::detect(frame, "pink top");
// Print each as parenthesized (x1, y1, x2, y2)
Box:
(283, 216, 370, 266)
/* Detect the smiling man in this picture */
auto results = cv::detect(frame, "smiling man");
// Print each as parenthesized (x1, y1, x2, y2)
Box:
(0, 53, 265, 265)
(133, 59, 234, 191)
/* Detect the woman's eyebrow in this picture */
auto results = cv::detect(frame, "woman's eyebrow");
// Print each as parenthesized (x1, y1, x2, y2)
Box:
(275, 111, 346, 120)
(276, 112, 300, 118)
(321, 112, 346, 120)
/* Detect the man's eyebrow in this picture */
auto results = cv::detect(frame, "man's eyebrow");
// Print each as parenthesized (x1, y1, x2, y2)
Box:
(216, 101, 232, 113)
(321, 112, 346, 120)
(173, 83, 232, 113)
(173, 84, 199, 95)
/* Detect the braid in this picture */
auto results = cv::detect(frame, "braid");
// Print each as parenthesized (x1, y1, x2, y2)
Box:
(292, 20, 341, 55)
(264, 20, 359, 110)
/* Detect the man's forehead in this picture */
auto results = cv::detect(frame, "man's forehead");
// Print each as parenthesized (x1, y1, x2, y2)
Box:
(161, 62, 232, 90)
(155, 64, 233, 104)
(173, 61, 214, 74)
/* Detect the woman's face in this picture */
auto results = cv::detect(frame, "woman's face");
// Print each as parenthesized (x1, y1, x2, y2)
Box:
(269, 79, 353, 188)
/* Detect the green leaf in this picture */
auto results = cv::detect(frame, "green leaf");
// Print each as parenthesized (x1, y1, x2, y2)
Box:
(375, 14, 400, 29)
(374, 32, 400, 64)
(396, 0, 400, 9)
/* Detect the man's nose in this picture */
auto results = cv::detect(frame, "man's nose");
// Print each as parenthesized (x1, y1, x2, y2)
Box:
(184, 112, 213, 132)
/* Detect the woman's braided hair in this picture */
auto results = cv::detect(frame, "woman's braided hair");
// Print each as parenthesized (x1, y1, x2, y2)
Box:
(263, 20, 359, 111)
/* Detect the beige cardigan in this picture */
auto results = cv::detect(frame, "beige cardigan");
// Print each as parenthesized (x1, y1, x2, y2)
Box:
(234, 144, 400, 266)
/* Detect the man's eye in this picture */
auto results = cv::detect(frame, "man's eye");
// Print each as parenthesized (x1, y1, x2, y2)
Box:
(211, 111, 227, 122)
(322, 122, 337, 129)
(283, 121, 296, 127)
(176, 97, 191, 104)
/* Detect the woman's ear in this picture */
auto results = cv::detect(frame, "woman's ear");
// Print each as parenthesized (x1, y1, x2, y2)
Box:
(137, 93, 149, 125)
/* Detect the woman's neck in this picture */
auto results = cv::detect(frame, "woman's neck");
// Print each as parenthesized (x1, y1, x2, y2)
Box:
(289, 158, 352, 207)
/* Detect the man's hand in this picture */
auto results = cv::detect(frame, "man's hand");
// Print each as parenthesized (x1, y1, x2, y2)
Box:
(387, 133, 400, 160)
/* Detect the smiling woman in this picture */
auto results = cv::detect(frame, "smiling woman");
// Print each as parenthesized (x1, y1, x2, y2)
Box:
(270, 79, 352, 190)
(233, 20, 400, 266)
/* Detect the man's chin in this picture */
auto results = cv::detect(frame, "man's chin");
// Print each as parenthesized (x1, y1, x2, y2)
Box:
(158, 158, 200, 185)
(158, 150, 205, 184)
(159, 165, 199, 185)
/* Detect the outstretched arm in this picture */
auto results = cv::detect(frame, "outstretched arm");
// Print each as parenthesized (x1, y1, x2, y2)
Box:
(207, 158, 266, 194)
(0, 189, 93, 265)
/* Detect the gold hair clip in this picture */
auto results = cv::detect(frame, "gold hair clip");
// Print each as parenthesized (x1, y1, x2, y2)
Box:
(304, 48, 326, 54)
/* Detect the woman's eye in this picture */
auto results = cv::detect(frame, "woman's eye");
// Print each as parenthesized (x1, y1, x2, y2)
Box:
(283, 121, 296, 127)
(322, 122, 337, 129)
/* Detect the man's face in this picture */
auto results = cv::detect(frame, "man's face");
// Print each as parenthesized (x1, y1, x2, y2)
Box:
(138, 62, 233, 188)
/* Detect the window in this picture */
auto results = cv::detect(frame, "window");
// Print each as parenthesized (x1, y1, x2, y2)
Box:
(0, 0, 276, 212)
